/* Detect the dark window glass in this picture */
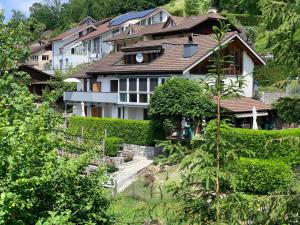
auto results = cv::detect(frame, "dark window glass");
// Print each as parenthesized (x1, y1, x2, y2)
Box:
(42, 55, 49, 60)
(120, 93, 127, 102)
(129, 93, 137, 102)
(129, 78, 137, 91)
(120, 79, 127, 91)
(139, 78, 147, 91)
(150, 78, 158, 91)
(110, 80, 118, 92)
(143, 108, 149, 120)
(139, 94, 148, 103)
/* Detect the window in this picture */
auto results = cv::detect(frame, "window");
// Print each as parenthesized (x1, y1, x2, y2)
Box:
(42, 55, 49, 61)
(65, 59, 69, 68)
(159, 11, 163, 22)
(150, 78, 158, 91)
(129, 93, 137, 103)
(124, 51, 163, 64)
(79, 31, 83, 37)
(31, 55, 38, 61)
(71, 48, 75, 55)
(110, 80, 118, 92)
(228, 50, 243, 75)
(120, 93, 127, 102)
(140, 19, 146, 26)
(148, 17, 152, 25)
(129, 78, 137, 91)
(139, 78, 147, 91)
(139, 94, 148, 103)
(120, 79, 127, 91)
(93, 37, 100, 53)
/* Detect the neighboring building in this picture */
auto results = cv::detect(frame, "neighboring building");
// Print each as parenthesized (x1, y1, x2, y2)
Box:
(19, 64, 54, 96)
(64, 13, 266, 120)
(51, 8, 170, 71)
(51, 16, 99, 71)
(25, 39, 52, 72)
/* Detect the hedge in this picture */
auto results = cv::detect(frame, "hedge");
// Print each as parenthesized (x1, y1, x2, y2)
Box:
(221, 126, 300, 165)
(233, 157, 294, 194)
(68, 116, 155, 146)
(105, 137, 123, 157)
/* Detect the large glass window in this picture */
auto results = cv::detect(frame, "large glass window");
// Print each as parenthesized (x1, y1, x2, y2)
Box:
(110, 80, 118, 93)
(139, 94, 148, 103)
(120, 93, 127, 102)
(129, 93, 137, 103)
(129, 78, 137, 91)
(150, 78, 158, 91)
(139, 78, 147, 92)
(120, 79, 127, 91)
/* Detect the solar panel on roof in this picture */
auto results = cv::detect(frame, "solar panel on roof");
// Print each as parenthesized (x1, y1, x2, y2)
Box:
(110, 8, 157, 26)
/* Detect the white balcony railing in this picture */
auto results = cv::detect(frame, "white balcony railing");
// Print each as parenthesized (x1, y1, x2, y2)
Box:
(64, 91, 118, 104)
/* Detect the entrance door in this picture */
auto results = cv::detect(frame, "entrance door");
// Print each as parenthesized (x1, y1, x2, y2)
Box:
(92, 82, 101, 92)
(91, 106, 102, 117)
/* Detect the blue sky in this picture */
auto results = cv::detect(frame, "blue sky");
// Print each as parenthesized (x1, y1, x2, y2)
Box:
(0, 0, 68, 21)
(0, 0, 42, 21)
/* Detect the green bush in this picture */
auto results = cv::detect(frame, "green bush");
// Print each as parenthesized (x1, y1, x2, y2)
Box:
(105, 137, 123, 157)
(68, 116, 155, 146)
(233, 157, 294, 194)
(220, 126, 300, 165)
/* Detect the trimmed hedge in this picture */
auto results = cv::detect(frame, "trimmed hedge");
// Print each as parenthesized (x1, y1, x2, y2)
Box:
(233, 157, 294, 194)
(221, 126, 300, 165)
(68, 116, 155, 146)
(105, 137, 123, 157)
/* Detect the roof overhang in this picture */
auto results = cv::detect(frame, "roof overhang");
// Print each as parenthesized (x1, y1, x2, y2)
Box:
(183, 34, 266, 74)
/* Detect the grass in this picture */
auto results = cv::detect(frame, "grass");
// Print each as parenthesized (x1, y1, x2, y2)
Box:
(109, 166, 184, 225)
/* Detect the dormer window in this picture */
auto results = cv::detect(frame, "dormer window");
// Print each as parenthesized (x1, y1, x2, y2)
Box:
(79, 31, 83, 37)
(123, 49, 163, 65)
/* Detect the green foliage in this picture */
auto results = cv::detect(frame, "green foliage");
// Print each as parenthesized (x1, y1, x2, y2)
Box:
(105, 137, 123, 157)
(149, 77, 215, 136)
(68, 116, 155, 145)
(0, 15, 113, 224)
(222, 13, 261, 27)
(273, 97, 300, 124)
(232, 158, 294, 194)
(220, 126, 300, 164)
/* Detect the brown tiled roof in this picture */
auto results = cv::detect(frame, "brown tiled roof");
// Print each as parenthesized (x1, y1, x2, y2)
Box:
(51, 23, 97, 41)
(106, 13, 227, 42)
(220, 98, 271, 113)
(30, 40, 51, 54)
(80, 21, 120, 41)
(106, 23, 164, 42)
(71, 32, 238, 78)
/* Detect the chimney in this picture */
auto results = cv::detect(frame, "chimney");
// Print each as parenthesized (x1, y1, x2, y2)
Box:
(183, 34, 198, 58)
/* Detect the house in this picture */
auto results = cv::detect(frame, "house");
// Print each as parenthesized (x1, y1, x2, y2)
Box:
(25, 39, 52, 72)
(51, 16, 99, 71)
(63, 13, 267, 121)
(51, 8, 170, 71)
(19, 64, 54, 96)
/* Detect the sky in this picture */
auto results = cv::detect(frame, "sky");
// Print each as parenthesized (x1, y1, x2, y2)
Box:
(0, 0, 68, 21)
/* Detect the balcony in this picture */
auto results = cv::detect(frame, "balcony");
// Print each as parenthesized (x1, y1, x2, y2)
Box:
(64, 91, 118, 104)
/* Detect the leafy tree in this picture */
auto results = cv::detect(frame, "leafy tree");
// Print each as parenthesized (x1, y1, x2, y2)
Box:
(184, 0, 200, 16)
(149, 77, 215, 137)
(259, 0, 300, 77)
(273, 97, 300, 125)
(8, 10, 27, 28)
(0, 13, 112, 224)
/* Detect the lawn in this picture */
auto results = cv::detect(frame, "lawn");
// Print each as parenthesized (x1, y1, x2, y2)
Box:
(109, 165, 185, 225)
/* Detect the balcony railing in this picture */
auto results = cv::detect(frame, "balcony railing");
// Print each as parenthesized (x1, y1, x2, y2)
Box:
(64, 91, 118, 104)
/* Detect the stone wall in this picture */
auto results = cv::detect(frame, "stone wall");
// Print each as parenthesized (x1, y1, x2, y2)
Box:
(122, 144, 161, 159)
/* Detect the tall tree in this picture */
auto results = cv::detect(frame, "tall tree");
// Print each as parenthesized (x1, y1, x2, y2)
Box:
(0, 12, 112, 224)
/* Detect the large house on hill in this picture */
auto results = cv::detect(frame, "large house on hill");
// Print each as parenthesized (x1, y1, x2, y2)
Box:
(51, 8, 170, 71)
(64, 12, 268, 121)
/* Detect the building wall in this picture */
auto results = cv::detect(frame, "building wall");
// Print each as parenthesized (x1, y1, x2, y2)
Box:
(26, 48, 52, 71)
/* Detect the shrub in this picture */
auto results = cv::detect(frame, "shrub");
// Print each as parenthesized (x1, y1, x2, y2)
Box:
(220, 125, 300, 165)
(106, 159, 118, 173)
(232, 157, 294, 194)
(273, 97, 300, 124)
(68, 116, 155, 146)
(105, 137, 123, 157)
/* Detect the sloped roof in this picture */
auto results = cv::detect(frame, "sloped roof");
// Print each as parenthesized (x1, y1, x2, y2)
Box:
(110, 8, 158, 26)
(106, 13, 230, 42)
(80, 21, 119, 41)
(220, 98, 271, 113)
(71, 32, 234, 77)
(51, 23, 97, 41)
(30, 40, 51, 54)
